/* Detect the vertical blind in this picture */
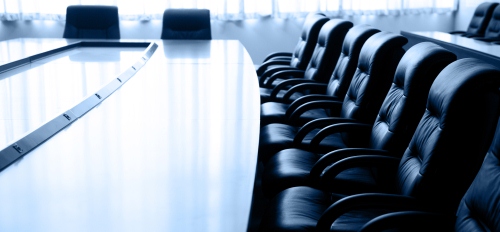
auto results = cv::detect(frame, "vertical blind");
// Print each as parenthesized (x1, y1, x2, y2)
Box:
(0, 0, 457, 21)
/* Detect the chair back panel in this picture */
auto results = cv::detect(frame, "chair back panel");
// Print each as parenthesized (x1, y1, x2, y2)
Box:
(397, 58, 500, 213)
(466, 2, 499, 35)
(289, 13, 329, 70)
(161, 9, 212, 40)
(302, 19, 353, 83)
(326, 25, 380, 99)
(63, 5, 120, 39)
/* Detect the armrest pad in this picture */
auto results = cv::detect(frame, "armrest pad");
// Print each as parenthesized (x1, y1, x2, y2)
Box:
(316, 193, 421, 231)
(448, 30, 465, 35)
(282, 83, 328, 102)
(270, 79, 317, 100)
(264, 70, 306, 88)
(259, 66, 298, 86)
(286, 95, 341, 119)
(309, 148, 390, 181)
(309, 122, 372, 149)
(320, 155, 400, 186)
(293, 117, 357, 145)
(288, 100, 343, 123)
(256, 59, 291, 76)
(262, 52, 293, 62)
(359, 211, 455, 232)
(471, 37, 500, 42)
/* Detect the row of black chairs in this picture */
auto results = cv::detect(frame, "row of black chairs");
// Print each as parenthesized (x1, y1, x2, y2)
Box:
(450, 1, 500, 43)
(63, 5, 211, 40)
(254, 12, 500, 232)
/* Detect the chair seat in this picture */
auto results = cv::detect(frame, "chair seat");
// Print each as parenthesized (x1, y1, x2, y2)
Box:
(262, 149, 378, 198)
(260, 88, 304, 104)
(258, 124, 348, 163)
(261, 102, 329, 126)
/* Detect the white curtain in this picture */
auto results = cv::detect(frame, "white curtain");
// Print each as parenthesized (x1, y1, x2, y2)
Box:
(0, 0, 457, 21)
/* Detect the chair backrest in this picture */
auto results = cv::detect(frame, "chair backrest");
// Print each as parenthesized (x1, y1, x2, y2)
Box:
(325, 25, 380, 99)
(465, 2, 499, 35)
(339, 32, 407, 124)
(396, 58, 500, 214)
(368, 42, 457, 155)
(63, 5, 120, 39)
(483, 5, 500, 38)
(455, 119, 500, 231)
(289, 13, 329, 70)
(301, 19, 353, 83)
(161, 9, 212, 40)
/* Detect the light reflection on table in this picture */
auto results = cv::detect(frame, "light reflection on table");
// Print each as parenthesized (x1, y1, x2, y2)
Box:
(0, 39, 260, 232)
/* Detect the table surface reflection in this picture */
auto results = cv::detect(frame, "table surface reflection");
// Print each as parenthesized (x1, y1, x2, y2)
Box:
(0, 39, 260, 232)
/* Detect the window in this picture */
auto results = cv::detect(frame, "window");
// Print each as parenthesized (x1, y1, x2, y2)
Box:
(0, 0, 457, 21)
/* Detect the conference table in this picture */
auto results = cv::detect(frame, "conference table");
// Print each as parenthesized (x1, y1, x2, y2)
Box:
(0, 38, 260, 231)
(401, 31, 500, 69)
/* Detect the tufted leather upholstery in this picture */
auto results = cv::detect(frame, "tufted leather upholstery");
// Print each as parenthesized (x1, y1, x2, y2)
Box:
(473, 5, 500, 42)
(259, 58, 500, 232)
(258, 32, 407, 163)
(261, 42, 457, 198)
(455, 120, 500, 231)
(260, 19, 353, 103)
(63, 5, 120, 39)
(260, 25, 380, 126)
(450, 2, 498, 37)
(256, 13, 329, 77)
(161, 9, 211, 40)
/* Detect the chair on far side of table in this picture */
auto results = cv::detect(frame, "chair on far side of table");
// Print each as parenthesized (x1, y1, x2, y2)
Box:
(161, 9, 212, 40)
(63, 5, 120, 39)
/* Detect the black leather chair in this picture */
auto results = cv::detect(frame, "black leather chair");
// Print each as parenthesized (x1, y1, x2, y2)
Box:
(258, 12, 326, 64)
(259, 58, 500, 232)
(260, 25, 380, 126)
(63, 5, 120, 39)
(259, 19, 353, 103)
(256, 14, 329, 79)
(449, 2, 498, 38)
(358, 119, 500, 231)
(258, 31, 407, 163)
(472, 5, 500, 42)
(261, 42, 457, 198)
(161, 9, 212, 40)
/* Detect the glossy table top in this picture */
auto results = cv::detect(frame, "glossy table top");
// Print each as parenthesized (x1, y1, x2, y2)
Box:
(401, 31, 500, 58)
(0, 39, 260, 232)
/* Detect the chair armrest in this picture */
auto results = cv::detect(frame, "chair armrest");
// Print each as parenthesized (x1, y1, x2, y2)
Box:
(448, 30, 465, 35)
(359, 211, 455, 232)
(269, 79, 318, 100)
(262, 52, 293, 63)
(285, 95, 341, 119)
(264, 70, 306, 88)
(292, 117, 357, 146)
(472, 37, 500, 42)
(309, 122, 372, 150)
(256, 59, 291, 76)
(309, 148, 390, 182)
(316, 193, 422, 231)
(288, 100, 344, 123)
(320, 155, 400, 186)
(282, 83, 328, 102)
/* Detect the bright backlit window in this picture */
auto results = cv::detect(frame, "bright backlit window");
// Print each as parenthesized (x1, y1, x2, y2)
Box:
(0, 0, 457, 21)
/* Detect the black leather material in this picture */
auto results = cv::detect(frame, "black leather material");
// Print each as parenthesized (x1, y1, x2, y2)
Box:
(451, 2, 498, 37)
(261, 42, 457, 198)
(473, 5, 500, 41)
(63, 5, 120, 39)
(256, 13, 329, 78)
(260, 25, 380, 126)
(258, 32, 407, 163)
(161, 9, 211, 40)
(260, 19, 353, 101)
(455, 120, 500, 231)
(258, 58, 500, 232)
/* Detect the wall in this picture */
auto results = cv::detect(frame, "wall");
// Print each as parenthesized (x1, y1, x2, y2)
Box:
(0, 12, 456, 65)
